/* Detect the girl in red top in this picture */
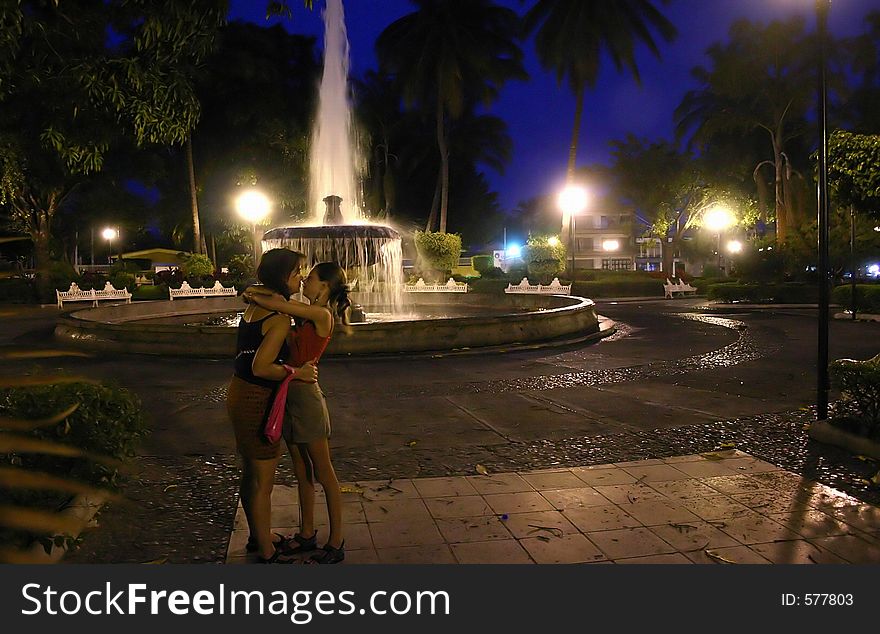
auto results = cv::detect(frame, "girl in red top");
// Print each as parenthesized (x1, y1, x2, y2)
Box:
(244, 262, 349, 564)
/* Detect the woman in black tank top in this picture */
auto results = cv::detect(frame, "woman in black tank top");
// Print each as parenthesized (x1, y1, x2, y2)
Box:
(226, 248, 317, 563)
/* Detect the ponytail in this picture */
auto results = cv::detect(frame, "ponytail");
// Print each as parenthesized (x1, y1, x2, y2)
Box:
(312, 262, 351, 325)
(330, 284, 351, 324)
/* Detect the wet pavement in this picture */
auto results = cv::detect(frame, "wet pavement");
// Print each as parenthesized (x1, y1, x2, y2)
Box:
(1, 298, 878, 563)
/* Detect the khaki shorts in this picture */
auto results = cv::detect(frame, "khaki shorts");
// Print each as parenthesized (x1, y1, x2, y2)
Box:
(283, 381, 331, 444)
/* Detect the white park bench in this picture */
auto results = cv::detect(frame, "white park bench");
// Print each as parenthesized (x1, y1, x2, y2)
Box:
(664, 278, 698, 299)
(404, 277, 468, 293)
(169, 280, 237, 300)
(504, 277, 571, 295)
(56, 282, 132, 309)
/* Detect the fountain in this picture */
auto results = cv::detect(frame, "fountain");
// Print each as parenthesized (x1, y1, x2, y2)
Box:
(262, 0, 404, 315)
(52, 0, 601, 356)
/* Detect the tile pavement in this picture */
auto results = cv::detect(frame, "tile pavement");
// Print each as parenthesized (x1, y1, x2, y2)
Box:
(226, 450, 880, 564)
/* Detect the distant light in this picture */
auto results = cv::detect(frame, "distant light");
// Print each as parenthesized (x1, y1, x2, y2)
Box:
(726, 240, 743, 254)
(869, 264, 880, 277)
(547, 236, 560, 247)
(767, 246, 773, 251)
(874, 226, 880, 232)
(602, 239, 620, 252)
(236, 190, 271, 223)
(703, 206, 735, 232)
(557, 185, 589, 216)
(101, 227, 117, 241)
(506, 244, 522, 258)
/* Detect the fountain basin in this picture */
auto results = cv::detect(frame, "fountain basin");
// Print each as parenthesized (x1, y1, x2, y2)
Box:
(54, 293, 599, 357)
(262, 225, 400, 267)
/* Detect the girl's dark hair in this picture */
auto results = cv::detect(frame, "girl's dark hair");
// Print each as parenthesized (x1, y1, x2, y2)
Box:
(256, 248, 305, 299)
(312, 261, 351, 324)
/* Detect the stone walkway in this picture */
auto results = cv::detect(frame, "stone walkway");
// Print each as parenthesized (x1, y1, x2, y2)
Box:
(225, 450, 880, 564)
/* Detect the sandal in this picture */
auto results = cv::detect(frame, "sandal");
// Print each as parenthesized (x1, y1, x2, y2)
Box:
(246, 531, 286, 553)
(306, 541, 345, 565)
(256, 549, 296, 564)
(276, 531, 318, 556)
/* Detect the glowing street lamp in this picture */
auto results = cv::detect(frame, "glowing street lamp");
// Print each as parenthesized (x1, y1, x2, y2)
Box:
(236, 190, 271, 268)
(703, 206, 735, 274)
(726, 240, 743, 254)
(102, 227, 118, 265)
(558, 185, 589, 277)
(547, 236, 560, 248)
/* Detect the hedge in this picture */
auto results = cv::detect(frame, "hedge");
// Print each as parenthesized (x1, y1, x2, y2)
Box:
(707, 283, 818, 303)
(829, 354, 880, 440)
(832, 284, 880, 313)
(468, 279, 510, 294)
(571, 279, 664, 298)
(132, 284, 169, 301)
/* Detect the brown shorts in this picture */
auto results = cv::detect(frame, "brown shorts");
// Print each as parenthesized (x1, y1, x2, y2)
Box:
(283, 381, 331, 444)
(226, 375, 283, 460)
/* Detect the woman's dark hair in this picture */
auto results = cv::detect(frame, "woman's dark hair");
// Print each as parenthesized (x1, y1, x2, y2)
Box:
(312, 261, 351, 324)
(256, 248, 304, 299)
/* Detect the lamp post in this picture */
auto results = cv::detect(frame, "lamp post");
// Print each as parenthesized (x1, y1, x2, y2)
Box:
(816, 0, 831, 420)
(703, 206, 735, 276)
(101, 227, 117, 265)
(235, 190, 271, 269)
(558, 185, 588, 278)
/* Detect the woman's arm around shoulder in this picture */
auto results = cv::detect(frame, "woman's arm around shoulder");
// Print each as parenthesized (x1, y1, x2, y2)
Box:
(244, 288, 331, 326)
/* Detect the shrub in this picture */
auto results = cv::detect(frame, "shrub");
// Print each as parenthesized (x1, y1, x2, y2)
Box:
(0, 380, 147, 558)
(78, 270, 107, 291)
(690, 277, 725, 294)
(829, 354, 880, 440)
(226, 254, 254, 283)
(154, 268, 183, 289)
(832, 284, 880, 313)
(31, 260, 79, 303)
(180, 253, 214, 279)
(472, 255, 493, 273)
(481, 266, 507, 279)
(523, 236, 565, 284)
(0, 278, 36, 303)
(109, 272, 136, 292)
(414, 231, 461, 278)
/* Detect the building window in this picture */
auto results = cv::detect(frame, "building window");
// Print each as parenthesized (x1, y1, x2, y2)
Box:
(576, 238, 593, 252)
(600, 215, 609, 229)
(602, 258, 631, 271)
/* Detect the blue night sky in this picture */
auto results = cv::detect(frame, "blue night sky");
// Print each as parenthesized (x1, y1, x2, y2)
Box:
(228, 0, 880, 213)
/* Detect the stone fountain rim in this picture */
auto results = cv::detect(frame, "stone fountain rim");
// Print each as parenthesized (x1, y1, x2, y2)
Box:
(262, 224, 401, 241)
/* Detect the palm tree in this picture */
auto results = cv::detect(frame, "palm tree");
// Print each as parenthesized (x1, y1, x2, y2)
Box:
(376, 0, 527, 233)
(524, 0, 676, 181)
(674, 19, 817, 244)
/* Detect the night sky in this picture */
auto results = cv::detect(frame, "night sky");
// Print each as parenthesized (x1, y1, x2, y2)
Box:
(228, 0, 880, 214)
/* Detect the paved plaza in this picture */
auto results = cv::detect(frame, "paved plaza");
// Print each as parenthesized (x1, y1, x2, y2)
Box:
(2, 298, 879, 563)
(227, 452, 880, 564)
